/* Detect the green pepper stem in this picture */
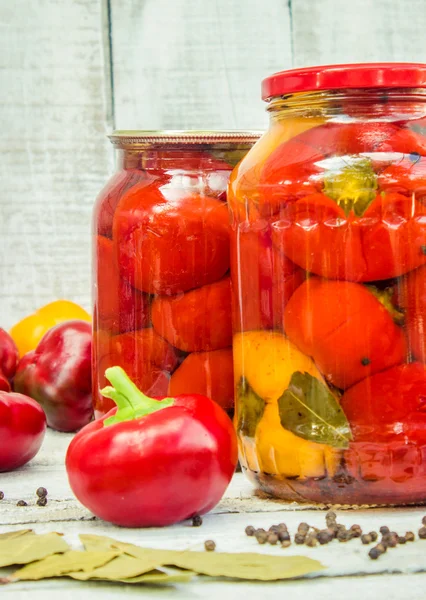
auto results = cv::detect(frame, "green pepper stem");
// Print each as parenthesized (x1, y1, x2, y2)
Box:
(101, 366, 174, 427)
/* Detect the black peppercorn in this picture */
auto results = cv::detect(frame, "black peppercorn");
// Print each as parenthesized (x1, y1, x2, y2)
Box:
(297, 522, 310, 534)
(418, 527, 426, 539)
(376, 543, 387, 554)
(281, 540, 291, 548)
(278, 530, 291, 542)
(383, 534, 397, 548)
(192, 515, 203, 527)
(361, 534, 373, 545)
(397, 536, 407, 544)
(370, 531, 378, 542)
(37, 497, 47, 507)
(0, 491, 4, 500)
(267, 532, 279, 545)
(204, 540, 216, 552)
(369, 547, 381, 560)
(305, 535, 317, 547)
(361, 357, 371, 366)
(277, 523, 288, 531)
(16, 500, 27, 507)
(350, 524, 362, 538)
(325, 527, 337, 539)
(422, 516, 426, 526)
(337, 530, 350, 542)
(268, 525, 279, 533)
(294, 533, 306, 545)
(317, 530, 332, 545)
(326, 510, 337, 520)
(255, 528, 266, 535)
(245, 525, 255, 537)
(406, 531, 415, 542)
(256, 531, 268, 544)
(36, 487, 48, 498)
(379, 526, 390, 536)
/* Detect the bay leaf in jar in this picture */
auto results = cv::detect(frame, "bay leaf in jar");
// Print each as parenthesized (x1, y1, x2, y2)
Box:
(278, 371, 352, 448)
(236, 378, 265, 438)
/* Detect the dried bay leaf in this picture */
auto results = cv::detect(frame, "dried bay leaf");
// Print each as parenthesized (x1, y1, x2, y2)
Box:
(69, 554, 165, 582)
(82, 536, 324, 582)
(10, 550, 119, 581)
(0, 533, 69, 567)
(115, 567, 195, 585)
(114, 542, 324, 581)
(236, 378, 265, 438)
(172, 552, 324, 581)
(0, 530, 33, 541)
(80, 536, 180, 569)
(278, 371, 352, 448)
(79, 534, 119, 552)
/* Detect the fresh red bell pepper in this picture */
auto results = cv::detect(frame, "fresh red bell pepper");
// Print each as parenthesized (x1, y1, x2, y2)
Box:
(0, 391, 46, 471)
(14, 320, 93, 432)
(66, 366, 238, 527)
(0, 328, 19, 391)
(0, 373, 10, 392)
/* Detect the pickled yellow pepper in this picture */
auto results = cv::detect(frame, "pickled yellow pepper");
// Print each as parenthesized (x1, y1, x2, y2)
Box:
(234, 331, 341, 480)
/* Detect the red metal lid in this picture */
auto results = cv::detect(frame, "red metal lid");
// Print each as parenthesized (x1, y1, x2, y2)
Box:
(262, 63, 426, 100)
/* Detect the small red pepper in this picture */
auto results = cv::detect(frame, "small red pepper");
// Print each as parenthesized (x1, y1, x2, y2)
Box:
(66, 366, 238, 527)
(0, 391, 46, 471)
(14, 320, 93, 432)
(0, 328, 19, 392)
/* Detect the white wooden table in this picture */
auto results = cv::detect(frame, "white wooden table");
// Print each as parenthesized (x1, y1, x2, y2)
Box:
(2, 430, 426, 599)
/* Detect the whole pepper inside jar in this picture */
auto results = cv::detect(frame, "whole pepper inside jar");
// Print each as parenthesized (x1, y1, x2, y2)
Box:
(229, 63, 426, 506)
(93, 131, 261, 418)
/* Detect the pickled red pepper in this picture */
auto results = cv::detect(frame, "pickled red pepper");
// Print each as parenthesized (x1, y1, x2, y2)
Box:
(229, 64, 426, 505)
(93, 133, 260, 416)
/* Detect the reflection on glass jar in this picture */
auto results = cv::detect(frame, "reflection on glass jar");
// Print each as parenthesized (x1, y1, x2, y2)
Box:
(93, 131, 261, 419)
(229, 64, 426, 505)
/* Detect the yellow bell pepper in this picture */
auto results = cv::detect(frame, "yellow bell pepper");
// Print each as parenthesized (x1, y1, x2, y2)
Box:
(9, 300, 91, 357)
(234, 331, 341, 479)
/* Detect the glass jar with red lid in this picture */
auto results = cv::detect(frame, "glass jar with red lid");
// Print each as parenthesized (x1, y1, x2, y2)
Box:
(229, 63, 426, 505)
(93, 130, 261, 419)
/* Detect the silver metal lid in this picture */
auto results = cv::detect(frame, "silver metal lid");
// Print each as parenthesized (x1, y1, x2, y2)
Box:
(109, 130, 263, 147)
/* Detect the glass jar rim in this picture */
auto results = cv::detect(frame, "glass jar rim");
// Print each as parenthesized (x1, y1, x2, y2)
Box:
(262, 63, 426, 101)
(109, 130, 263, 148)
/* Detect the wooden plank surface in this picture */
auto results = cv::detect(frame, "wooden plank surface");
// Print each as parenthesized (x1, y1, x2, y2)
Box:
(0, 0, 112, 328)
(110, 0, 292, 131)
(2, 430, 426, 598)
(291, 0, 426, 66)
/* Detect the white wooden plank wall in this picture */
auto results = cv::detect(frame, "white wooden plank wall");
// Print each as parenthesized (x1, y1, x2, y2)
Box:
(110, 0, 292, 130)
(0, 0, 112, 328)
(2, 0, 426, 328)
(291, 0, 426, 66)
